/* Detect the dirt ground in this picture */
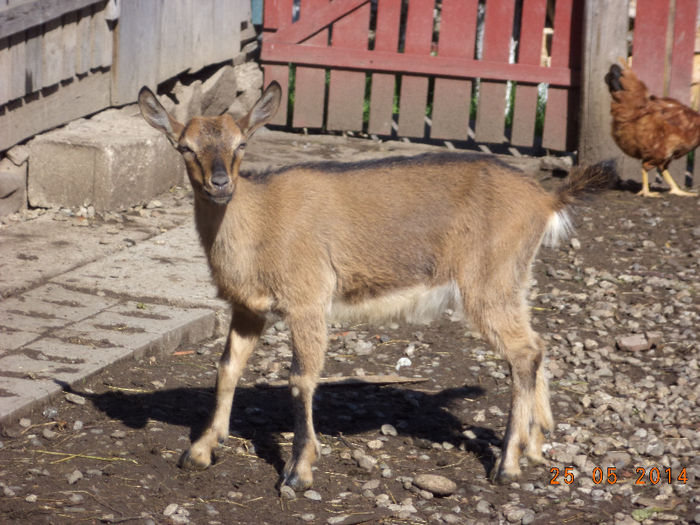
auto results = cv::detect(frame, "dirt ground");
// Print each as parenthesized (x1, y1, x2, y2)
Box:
(0, 173, 698, 525)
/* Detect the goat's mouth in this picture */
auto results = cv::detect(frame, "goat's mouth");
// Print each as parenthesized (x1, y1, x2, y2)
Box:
(203, 188, 233, 205)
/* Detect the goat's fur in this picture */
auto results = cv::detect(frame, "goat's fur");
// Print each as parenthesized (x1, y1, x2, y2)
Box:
(138, 82, 616, 491)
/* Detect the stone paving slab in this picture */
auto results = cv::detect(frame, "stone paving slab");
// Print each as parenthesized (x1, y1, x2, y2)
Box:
(52, 220, 225, 310)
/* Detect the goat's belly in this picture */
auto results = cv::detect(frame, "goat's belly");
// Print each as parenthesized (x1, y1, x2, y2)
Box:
(329, 281, 462, 325)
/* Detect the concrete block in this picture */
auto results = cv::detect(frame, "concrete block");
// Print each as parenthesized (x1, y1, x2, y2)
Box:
(172, 80, 203, 123)
(233, 62, 263, 94)
(201, 65, 238, 117)
(27, 114, 185, 211)
(0, 158, 27, 217)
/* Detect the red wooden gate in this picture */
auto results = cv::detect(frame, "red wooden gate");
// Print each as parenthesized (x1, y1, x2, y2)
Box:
(262, 0, 582, 151)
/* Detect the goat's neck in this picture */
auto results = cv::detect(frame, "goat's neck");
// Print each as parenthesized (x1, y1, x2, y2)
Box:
(192, 188, 257, 255)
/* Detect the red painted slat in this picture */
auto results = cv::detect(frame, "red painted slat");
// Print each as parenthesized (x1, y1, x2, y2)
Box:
(263, 0, 294, 30)
(368, 0, 401, 135)
(292, 3, 329, 130)
(511, 0, 547, 147)
(327, 3, 370, 131)
(475, 1, 516, 143)
(269, 0, 368, 43)
(262, 42, 576, 85)
(542, 0, 578, 151)
(668, 0, 698, 103)
(263, 64, 290, 126)
(431, 0, 478, 140)
(633, 0, 670, 95)
(398, 1, 434, 137)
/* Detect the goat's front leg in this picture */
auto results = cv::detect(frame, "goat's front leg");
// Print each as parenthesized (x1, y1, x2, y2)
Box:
(180, 305, 265, 470)
(281, 310, 327, 491)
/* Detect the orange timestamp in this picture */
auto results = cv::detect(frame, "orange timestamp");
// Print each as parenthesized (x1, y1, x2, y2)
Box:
(550, 466, 688, 485)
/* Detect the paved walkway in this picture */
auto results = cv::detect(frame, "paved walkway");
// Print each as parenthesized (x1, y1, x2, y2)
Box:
(0, 130, 544, 425)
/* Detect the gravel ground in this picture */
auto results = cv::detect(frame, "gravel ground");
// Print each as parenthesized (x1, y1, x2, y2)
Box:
(0, 175, 698, 524)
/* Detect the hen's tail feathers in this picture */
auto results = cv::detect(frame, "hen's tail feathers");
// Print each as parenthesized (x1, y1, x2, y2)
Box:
(544, 161, 618, 248)
(605, 64, 624, 92)
(556, 161, 619, 209)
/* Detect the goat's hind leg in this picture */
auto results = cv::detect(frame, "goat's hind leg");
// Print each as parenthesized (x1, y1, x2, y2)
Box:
(281, 310, 326, 491)
(466, 296, 551, 483)
(180, 305, 265, 470)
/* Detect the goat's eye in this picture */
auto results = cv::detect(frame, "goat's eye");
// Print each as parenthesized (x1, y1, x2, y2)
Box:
(236, 142, 246, 154)
(177, 144, 194, 155)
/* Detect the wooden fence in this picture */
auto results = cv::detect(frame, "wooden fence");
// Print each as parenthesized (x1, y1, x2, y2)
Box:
(262, 0, 581, 152)
(262, 0, 699, 180)
(0, 0, 252, 152)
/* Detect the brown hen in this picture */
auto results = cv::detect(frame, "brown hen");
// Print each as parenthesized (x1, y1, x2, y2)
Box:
(605, 64, 699, 197)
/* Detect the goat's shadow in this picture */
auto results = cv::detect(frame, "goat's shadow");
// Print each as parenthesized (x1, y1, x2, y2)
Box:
(67, 381, 496, 479)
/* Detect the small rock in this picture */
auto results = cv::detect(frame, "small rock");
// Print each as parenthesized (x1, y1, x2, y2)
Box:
(280, 485, 296, 500)
(352, 448, 377, 471)
(19, 418, 31, 428)
(412, 473, 457, 497)
(476, 499, 492, 514)
(73, 421, 84, 431)
(65, 393, 86, 406)
(67, 469, 83, 485)
(25, 494, 37, 503)
(303, 489, 322, 501)
(616, 334, 649, 352)
(367, 439, 383, 450)
(42, 428, 57, 439)
(163, 503, 179, 517)
(380, 424, 398, 437)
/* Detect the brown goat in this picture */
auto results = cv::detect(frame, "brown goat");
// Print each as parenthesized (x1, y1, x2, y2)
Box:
(138, 82, 615, 491)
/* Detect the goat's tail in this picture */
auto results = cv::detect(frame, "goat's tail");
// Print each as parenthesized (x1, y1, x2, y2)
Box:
(543, 161, 618, 247)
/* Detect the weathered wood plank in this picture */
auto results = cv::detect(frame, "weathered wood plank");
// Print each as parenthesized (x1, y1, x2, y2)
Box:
(511, 0, 547, 147)
(327, 2, 370, 131)
(397, 1, 433, 137)
(292, 27, 328, 129)
(578, 0, 630, 172)
(0, 0, 104, 40)
(158, 0, 192, 80)
(0, 69, 111, 151)
(74, 6, 92, 75)
(8, 30, 25, 101)
(111, 0, 162, 105)
(633, 0, 670, 95)
(91, 1, 112, 69)
(263, 43, 576, 85)
(41, 17, 63, 87)
(475, 1, 515, 143)
(431, 0, 478, 140)
(62, 12, 78, 79)
(542, 0, 576, 151)
(23, 25, 42, 93)
(0, 37, 10, 104)
(367, 0, 401, 136)
(211, 0, 243, 65)
(263, 63, 290, 125)
(267, 0, 367, 43)
(668, 0, 698, 103)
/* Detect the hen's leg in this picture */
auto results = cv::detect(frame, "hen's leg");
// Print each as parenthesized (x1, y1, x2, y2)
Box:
(636, 168, 660, 197)
(661, 169, 697, 197)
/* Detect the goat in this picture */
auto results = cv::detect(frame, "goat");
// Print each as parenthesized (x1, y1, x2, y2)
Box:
(138, 81, 615, 491)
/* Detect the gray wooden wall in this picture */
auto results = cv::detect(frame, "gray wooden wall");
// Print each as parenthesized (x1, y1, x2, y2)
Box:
(0, 0, 252, 152)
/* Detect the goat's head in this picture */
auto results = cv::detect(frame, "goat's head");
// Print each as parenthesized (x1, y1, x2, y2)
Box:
(138, 82, 282, 205)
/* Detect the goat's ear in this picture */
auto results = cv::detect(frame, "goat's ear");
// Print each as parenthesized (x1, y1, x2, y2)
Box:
(138, 86, 184, 145)
(240, 81, 282, 139)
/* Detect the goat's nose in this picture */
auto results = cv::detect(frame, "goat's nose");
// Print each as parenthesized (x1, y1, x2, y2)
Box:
(211, 171, 230, 188)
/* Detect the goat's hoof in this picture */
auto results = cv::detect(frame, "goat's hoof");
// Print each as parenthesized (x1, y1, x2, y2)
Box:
(489, 461, 520, 484)
(281, 471, 313, 492)
(178, 449, 211, 471)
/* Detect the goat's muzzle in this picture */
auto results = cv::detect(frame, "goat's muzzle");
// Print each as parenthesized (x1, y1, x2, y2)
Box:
(205, 170, 234, 205)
